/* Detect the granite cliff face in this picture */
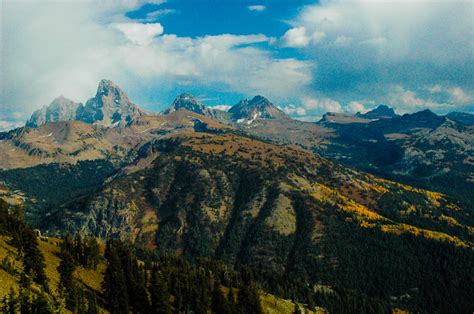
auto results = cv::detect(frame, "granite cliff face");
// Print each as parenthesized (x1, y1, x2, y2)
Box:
(78, 79, 145, 126)
(26, 80, 146, 128)
(163, 93, 231, 122)
(26, 96, 82, 128)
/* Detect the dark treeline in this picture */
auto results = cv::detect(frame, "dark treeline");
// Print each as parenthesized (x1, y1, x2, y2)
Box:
(0, 199, 48, 291)
(57, 233, 101, 312)
(0, 199, 100, 313)
(0, 199, 53, 312)
(102, 239, 263, 314)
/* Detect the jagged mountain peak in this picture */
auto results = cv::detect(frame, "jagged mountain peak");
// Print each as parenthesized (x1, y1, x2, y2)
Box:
(229, 95, 288, 123)
(26, 96, 82, 128)
(164, 93, 208, 115)
(446, 112, 474, 125)
(358, 104, 398, 119)
(53, 95, 73, 102)
(98, 78, 118, 89)
(162, 94, 232, 123)
(249, 95, 272, 105)
(92, 79, 130, 105)
(27, 79, 145, 128)
(78, 79, 144, 126)
(403, 109, 440, 121)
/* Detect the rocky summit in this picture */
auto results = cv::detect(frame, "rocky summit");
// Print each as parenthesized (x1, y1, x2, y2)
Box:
(229, 95, 289, 123)
(26, 80, 146, 128)
(26, 96, 82, 128)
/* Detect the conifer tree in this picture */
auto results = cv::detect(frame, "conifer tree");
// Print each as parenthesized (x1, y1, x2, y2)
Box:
(74, 234, 84, 265)
(2, 288, 18, 314)
(103, 244, 129, 314)
(133, 265, 150, 313)
(57, 249, 77, 310)
(211, 283, 229, 314)
(237, 283, 262, 314)
(83, 236, 100, 269)
(21, 228, 48, 291)
(19, 289, 31, 314)
(86, 290, 98, 314)
(149, 268, 172, 314)
(31, 292, 52, 314)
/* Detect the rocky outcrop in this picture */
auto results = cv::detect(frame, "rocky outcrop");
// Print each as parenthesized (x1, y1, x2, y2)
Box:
(26, 80, 146, 128)
(78, 79, 145, 126)
(26, 96, 82, 127)
(229, 95, 289, 123)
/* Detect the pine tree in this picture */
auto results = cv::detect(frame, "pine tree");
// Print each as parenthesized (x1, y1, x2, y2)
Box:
(237, 283, 262, 314)
(211, 284, 229, 314)
(1, 288, 18, 314)
(58, 248, 77, 310)
(84, 236, 100, 268)
(21, 228, 49, 290)
(228, 286, 237, 313)
(149, 268, 172, 314)
(103, 244, 129, 314)
(133, 265, 150, 313)
(293, 302, 303, 314)
(19, 289, 31, 314)
(74, 234, 84, 265)
(86, 290, 98, 314)
(31, 292, 52, 314)
(60, 234, 74, 258)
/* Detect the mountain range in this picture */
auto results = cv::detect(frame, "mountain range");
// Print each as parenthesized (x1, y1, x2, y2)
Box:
(1, 80, 473, 312)
(26, 80, 146, 128)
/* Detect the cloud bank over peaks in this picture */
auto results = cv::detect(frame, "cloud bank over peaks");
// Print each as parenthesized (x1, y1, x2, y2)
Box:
(2, 1, 313, 126)
(280, 0, 473, 112)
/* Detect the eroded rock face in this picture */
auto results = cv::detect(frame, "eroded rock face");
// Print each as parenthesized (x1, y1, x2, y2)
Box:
(26, 96, 82, 128)
(163, 93, 231, 122)
(26, 80, 146, 128)
(229, 95, 289, 123)
(78, 79, 145, 126)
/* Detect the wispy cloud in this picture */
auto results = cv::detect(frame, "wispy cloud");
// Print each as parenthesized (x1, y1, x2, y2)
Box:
(137, 9, 177, 22)
(301, 97, 342, 113)
(209, 105, 231, 111)
(248, 5, 266, 12)
(0, 120, 24, 132)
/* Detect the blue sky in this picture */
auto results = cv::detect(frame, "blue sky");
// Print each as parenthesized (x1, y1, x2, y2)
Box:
(1, 0, 473, 130)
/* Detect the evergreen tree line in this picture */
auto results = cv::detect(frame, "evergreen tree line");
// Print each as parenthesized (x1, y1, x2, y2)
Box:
(0, 200, 48, 291)
(1, 288, 53, 314)
(60, 233, 101, 269)
(57, 234, 100, 313)
(102, 239, 263, 314)
(0, 199, 56, 312)
(0, 200, 99, 313)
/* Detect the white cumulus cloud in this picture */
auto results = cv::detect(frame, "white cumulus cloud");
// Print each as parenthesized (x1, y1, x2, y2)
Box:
(281, 0, 473, 112)
(209, 105, 231, 112)
(1, 1, 314, 124)
(302, 97, 342, 113)
(347, 101, 367, 114)
(115, 23, 164, 45)
(281, 104, 307, 116)
(281, 27, 325, 48)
